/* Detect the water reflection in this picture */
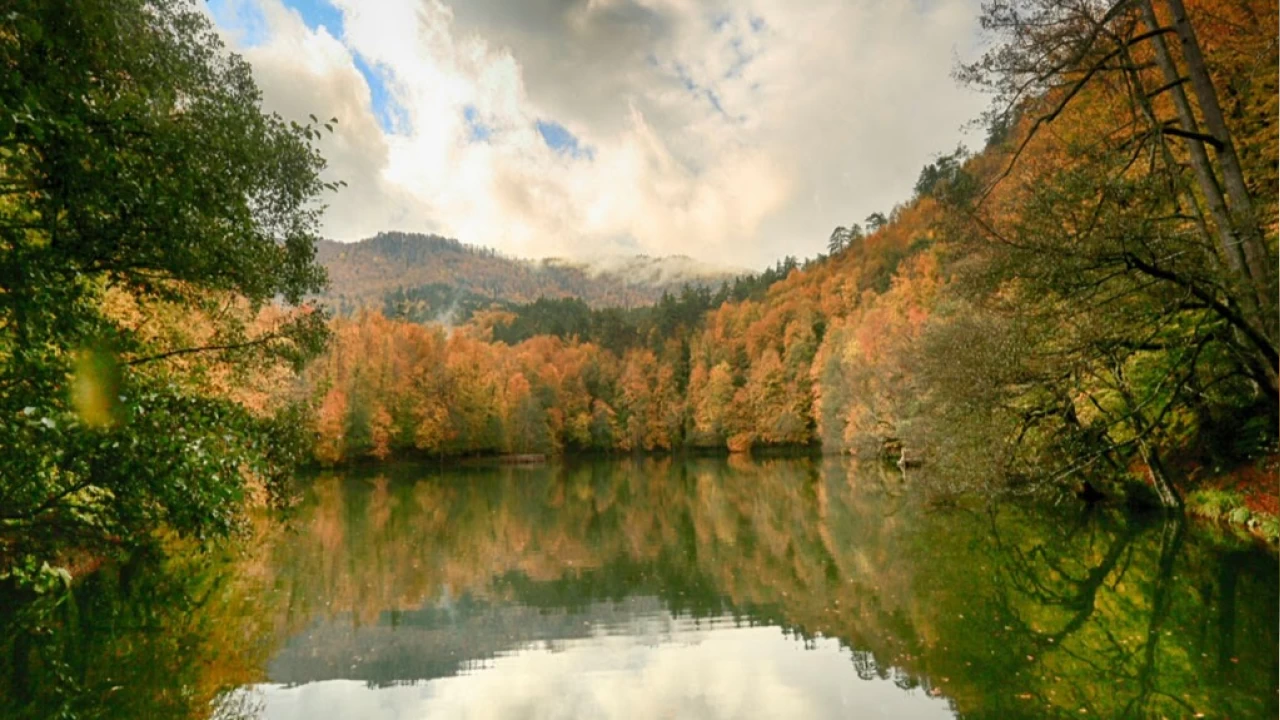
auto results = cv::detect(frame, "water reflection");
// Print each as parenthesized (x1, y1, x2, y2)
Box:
(2, 457, 1276, 719)
(247, 616, 954, 720)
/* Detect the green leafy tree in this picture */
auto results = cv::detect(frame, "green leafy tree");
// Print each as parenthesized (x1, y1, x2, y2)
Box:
(0, 0, 337, 575)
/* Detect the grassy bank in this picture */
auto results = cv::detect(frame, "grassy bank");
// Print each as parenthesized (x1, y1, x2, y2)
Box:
(1184, 458, 1279, 544)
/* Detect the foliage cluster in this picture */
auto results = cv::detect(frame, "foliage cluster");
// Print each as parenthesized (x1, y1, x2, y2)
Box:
(1, 0, 332, 581)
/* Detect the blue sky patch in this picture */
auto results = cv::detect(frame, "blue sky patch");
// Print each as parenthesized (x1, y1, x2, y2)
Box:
(674, 63, 697, 92)
(725, 36, 753, 79)
(286, 0, 345, 37)
(207, 0, 270, 47)
(536, 120, 593, 160)
(353, 54, 408, 134)
(284, 0, 406, 134)
(671, 63, 731, 119)
(208, 0, 404, 135)
(463, 105, 492, 142)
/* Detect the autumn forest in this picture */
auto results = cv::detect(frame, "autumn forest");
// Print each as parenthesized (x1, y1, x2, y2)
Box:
(1, 0, 1277, 716)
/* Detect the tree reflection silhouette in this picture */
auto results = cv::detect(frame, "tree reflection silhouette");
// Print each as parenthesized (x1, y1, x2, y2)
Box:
(2, 458, 1275, 719)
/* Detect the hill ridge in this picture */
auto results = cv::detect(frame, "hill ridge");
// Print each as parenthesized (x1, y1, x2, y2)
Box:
(316, 231, 743, 318)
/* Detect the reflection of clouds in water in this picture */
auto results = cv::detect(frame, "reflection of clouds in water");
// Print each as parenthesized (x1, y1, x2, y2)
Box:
(252, 624, 955, 719)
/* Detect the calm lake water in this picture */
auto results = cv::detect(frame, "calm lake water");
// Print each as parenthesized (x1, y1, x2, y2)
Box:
(3, 457, 1277, 719)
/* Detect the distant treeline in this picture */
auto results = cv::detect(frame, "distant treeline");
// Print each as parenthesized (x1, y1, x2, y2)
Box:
(381, 256, 803, 352)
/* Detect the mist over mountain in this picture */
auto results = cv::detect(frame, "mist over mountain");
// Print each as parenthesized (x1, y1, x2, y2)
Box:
(316, 232, 743, 321)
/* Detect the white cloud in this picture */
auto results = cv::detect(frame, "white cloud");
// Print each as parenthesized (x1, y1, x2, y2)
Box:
(213, 0, 988, 268)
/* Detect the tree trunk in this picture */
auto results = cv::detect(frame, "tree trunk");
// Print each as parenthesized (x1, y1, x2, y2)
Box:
(1162, 0, 1278, 338)
(1216, 552, 1238, 678)
(1135, 515, 1186, 704)
(1113, 32, 1224, 278)
(1139, 438, 1183, 510)
(1136, 0, 1247, 276)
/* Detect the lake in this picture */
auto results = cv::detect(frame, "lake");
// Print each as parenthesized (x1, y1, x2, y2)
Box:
(3, 457, 1276, 719)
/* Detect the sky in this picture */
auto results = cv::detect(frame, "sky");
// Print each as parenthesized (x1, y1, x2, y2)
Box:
(206, 0, 990, 269)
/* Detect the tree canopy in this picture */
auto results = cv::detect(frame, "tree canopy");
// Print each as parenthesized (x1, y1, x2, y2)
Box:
(0, 0, 335, 580)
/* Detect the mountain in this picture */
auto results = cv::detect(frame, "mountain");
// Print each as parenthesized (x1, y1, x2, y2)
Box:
(315, 232, 741, 321)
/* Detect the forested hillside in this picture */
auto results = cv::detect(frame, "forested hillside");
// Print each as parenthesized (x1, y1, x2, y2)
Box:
(299, 197, 942, 461)
(298, 0, 1278, 522)
(316, 232, 740, 320)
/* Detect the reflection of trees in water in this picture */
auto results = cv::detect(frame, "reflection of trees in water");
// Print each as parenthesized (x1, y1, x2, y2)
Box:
(2, 457, 1275, 719)
(267, 458, 1275, 719)
(983, 509, 1172, 715)
(269, 594, 676, 687)
(0, 538, 281, 720)
(1131, 518, 1187, 717)
(964, 504, 1276, 719)
(211, 686, 267, 720)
